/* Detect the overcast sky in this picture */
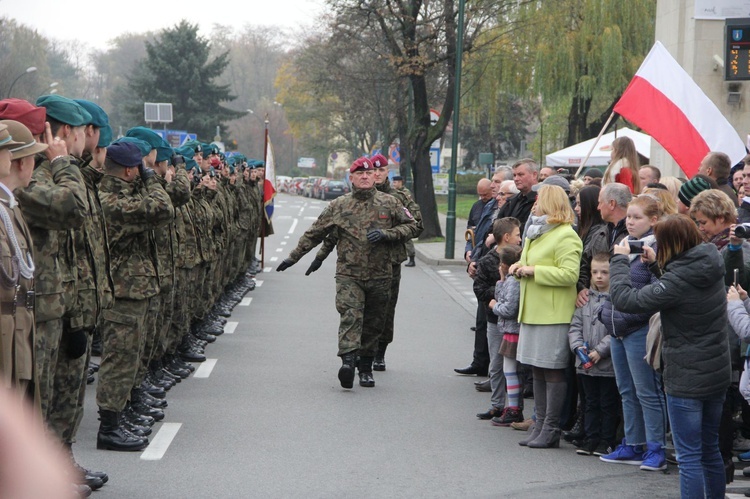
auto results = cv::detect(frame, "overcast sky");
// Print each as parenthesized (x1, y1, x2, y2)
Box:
(1, 0, 325, 50)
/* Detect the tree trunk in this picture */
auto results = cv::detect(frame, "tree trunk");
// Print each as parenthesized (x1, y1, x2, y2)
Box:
(412, 136, 442, 239)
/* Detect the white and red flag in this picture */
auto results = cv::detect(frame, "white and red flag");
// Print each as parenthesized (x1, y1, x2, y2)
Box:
(614, 41, 746, 177)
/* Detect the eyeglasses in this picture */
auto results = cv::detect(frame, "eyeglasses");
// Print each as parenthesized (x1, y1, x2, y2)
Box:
(500, 191, 514, 197)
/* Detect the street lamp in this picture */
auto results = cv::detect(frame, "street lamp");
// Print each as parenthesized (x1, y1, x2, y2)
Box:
(7, 66, 37, 98)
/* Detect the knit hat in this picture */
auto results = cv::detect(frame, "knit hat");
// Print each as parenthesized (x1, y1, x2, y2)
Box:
(678, 176, 712, 207)
(583, 168, 603, 179)
(533, 174, 570, 193)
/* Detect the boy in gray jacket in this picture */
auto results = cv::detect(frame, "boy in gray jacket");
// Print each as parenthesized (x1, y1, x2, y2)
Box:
(568, 252, 619, 456)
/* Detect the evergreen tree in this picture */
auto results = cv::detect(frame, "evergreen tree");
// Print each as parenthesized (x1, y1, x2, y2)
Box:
(127, 20, 244, 140)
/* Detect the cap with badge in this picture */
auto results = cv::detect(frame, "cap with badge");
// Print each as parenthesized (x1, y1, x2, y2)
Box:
(0, 99, 46, 135)
(371, 153, 389, 168)
(349, 156, 373, 173)
(106, 142, 142, 168)
(0, 120, 48, 159)
(36, 95, 92, 127)
(0, 122, 25, 152)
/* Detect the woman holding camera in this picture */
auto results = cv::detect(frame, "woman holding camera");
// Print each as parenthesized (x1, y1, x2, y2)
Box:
(510, 185, 582, 449)
(598, 194, 668, 471)
(609, 214, 730, 499)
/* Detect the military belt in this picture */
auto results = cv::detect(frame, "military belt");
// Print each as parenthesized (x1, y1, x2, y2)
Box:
(0, 289, 34, 315)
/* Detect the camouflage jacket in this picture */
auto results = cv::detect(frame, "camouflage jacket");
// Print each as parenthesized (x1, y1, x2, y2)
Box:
(289, 186, 418, 280)
(151, 169, 191, 285)
(316, 179, 423, 265)
(74, 163, 115, 326)
(235, 180, 253, 231)
(246, 179, 262, 233)
(192, 187, 217, 262)
(99, 174, 174, 300)
(16, 155, 87, 322)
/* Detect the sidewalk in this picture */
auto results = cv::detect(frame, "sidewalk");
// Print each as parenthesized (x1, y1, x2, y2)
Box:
(414, 212, 469, 267)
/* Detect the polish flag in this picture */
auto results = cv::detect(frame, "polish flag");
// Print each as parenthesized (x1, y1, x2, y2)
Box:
(614, 41, 746, 177)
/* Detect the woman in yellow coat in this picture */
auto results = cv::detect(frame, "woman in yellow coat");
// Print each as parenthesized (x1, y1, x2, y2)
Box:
(510, 185, 582, 449)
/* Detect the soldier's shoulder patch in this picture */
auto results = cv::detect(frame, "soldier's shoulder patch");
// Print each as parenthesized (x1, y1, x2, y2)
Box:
(403, 206, 413, 219)
(652, 282, 666, 295)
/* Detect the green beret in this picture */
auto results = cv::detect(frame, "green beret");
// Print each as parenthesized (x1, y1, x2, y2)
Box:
(229, 164, 236, 174)
(113, 136, 152, 157)
(175, 146, 197, 171)
(183, 140, 202, 154)
(98, 124, 113, 148)
(36, 95, 92, 127)
(248, 159, 265, 169)
(203, 143, 218, 155)
(125, 127, 172, 162)
(74, 99, 109, 128)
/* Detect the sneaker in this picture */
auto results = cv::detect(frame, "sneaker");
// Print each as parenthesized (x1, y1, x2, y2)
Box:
(593, 442, 614, 457)
(639, 443, 667, 471)
(599, 439, 644, 465)
(491, 407, 524, 427)
(734, 435, 750, 452)
(739, 450, 750, 462)
(510, 418, 534, 431)
(665, 449, 679, 465)
(575, 439, 600, 456)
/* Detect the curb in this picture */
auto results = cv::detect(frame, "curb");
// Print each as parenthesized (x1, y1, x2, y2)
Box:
(414, 247, 467, 267)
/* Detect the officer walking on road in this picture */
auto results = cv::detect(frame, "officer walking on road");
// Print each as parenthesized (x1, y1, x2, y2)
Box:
(276, 157, 417, 389)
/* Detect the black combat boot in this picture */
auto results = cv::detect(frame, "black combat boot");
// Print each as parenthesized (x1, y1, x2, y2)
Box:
(373, 342, 388, 371)
(338, 352, 357, 389)
(358, 356, 375, 387)
(405, 256, 416, 267)
(65, 444, 107, 491)
(97, 409, 149, 451)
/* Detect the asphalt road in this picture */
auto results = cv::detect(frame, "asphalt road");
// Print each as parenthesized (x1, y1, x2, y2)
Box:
(73, 193, 687, 498)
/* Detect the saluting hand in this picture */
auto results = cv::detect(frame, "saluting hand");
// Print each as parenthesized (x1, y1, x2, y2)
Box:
(43, 122, 67, 161)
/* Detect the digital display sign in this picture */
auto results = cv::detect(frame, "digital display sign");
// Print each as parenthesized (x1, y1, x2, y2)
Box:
(725, 18, 750, 81)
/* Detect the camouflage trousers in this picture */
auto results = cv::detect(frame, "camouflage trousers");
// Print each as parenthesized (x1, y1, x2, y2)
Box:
(191, 262, 209, 322)
(169, 267, 193, 352)
(96, 298, 148, 412)
(137, 294, 161, 383)
(211, 257, 223, 303)
(405, 239, 415, 258)
(335, 277, 391, 357)
(47, 331, 90, 443)
(380, 264, 402, 345)
(154, 280, 174, 360)
(34, 318, 63, 419)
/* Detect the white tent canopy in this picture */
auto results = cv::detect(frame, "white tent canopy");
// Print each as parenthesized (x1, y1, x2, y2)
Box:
(545, 128, 652, 168)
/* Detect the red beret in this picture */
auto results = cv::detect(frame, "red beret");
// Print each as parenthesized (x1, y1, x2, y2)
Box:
(0, 99, 46, 136)
(371, 153, 389, 168)
(350, 156, 373, 173)
(210, 156, 221, 167)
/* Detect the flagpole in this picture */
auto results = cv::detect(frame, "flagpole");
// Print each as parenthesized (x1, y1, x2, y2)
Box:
(574, 112, 618, 178)
(261, 114, 269, 270)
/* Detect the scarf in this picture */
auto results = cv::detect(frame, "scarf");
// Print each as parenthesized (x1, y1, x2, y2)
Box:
(710, 227, 731, 252)
(526, 215, 558, 240)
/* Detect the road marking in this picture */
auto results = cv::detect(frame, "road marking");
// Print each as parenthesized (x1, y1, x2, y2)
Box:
(193, 358, 218, 378)
(284, 235, 290, 239)
(140, 423, 182, 461)
(437, 270, 452, 274)
(225, 322, 238, 334)
(239, 297, 252, 306)
(275, 248, 283, 252)
(270, 257, 278, 262)
(303, 216, 318, 220)
(280, 241, 287, 246)
(276, 215, 292, 219)
(462, 291, 475, 296)
(255, 280, 263, 287)
(263, 267, 271, 273)
(288, 218, 298, 234)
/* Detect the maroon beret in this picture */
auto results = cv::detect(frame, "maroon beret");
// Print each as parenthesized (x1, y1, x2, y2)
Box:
(371, 153, 389, 168)
(0, 99, 46, 136)
(349, 156, 373, 173)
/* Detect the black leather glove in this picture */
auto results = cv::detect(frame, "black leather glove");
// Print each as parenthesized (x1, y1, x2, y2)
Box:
(65, 329, 88, 359)
(276, 258, 295, 272)
(367, 229, 385, 243)
(139, 164, 156, 180)
(305, 258, 323, 276)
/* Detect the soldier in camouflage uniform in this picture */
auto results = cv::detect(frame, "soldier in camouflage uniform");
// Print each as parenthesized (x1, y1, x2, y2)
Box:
(244, 162, 262, 275)
(15, 96, 89, 422)
(277, 157, 417, 389)
(391, 175, 419, 267)
(96, 141, 173, 451)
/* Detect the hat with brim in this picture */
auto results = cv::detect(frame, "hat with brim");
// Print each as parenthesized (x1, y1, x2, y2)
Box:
(0, 123, 24, 151)
(1, 120, 48, 160)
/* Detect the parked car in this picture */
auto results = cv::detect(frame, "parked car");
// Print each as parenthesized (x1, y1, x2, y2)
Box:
(276, 175, 292, 193)
(321, 180, 349, 200)
(291, 177, 306, 195)
(304, 176, 324, 197)
(313, 178, 329, 199)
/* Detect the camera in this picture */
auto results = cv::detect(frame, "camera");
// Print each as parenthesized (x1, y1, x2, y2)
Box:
(736, 223, 750, 238)
(171, 154, 185, 167)
(628, 240, 644, 254)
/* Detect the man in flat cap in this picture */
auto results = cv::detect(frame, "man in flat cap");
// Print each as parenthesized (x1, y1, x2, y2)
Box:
(96, 141, 174, 452)
(277, 157, 417, 389)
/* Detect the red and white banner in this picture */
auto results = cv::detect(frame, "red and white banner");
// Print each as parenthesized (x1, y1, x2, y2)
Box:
(614, 41, 746, 177)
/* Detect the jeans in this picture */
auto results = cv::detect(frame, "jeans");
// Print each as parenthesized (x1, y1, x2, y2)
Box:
(667, 394, 726, 499)
(487, 322, 506, 409)
(610, 325, 667, 446)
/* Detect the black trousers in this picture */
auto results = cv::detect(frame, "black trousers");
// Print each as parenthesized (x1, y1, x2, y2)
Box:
(472, 303, 489, 371)
(579, 374, 620, 444)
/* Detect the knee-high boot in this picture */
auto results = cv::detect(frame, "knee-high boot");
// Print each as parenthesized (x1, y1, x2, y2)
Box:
(519, 376, 546, 446)
(528, 380, 566, 449)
